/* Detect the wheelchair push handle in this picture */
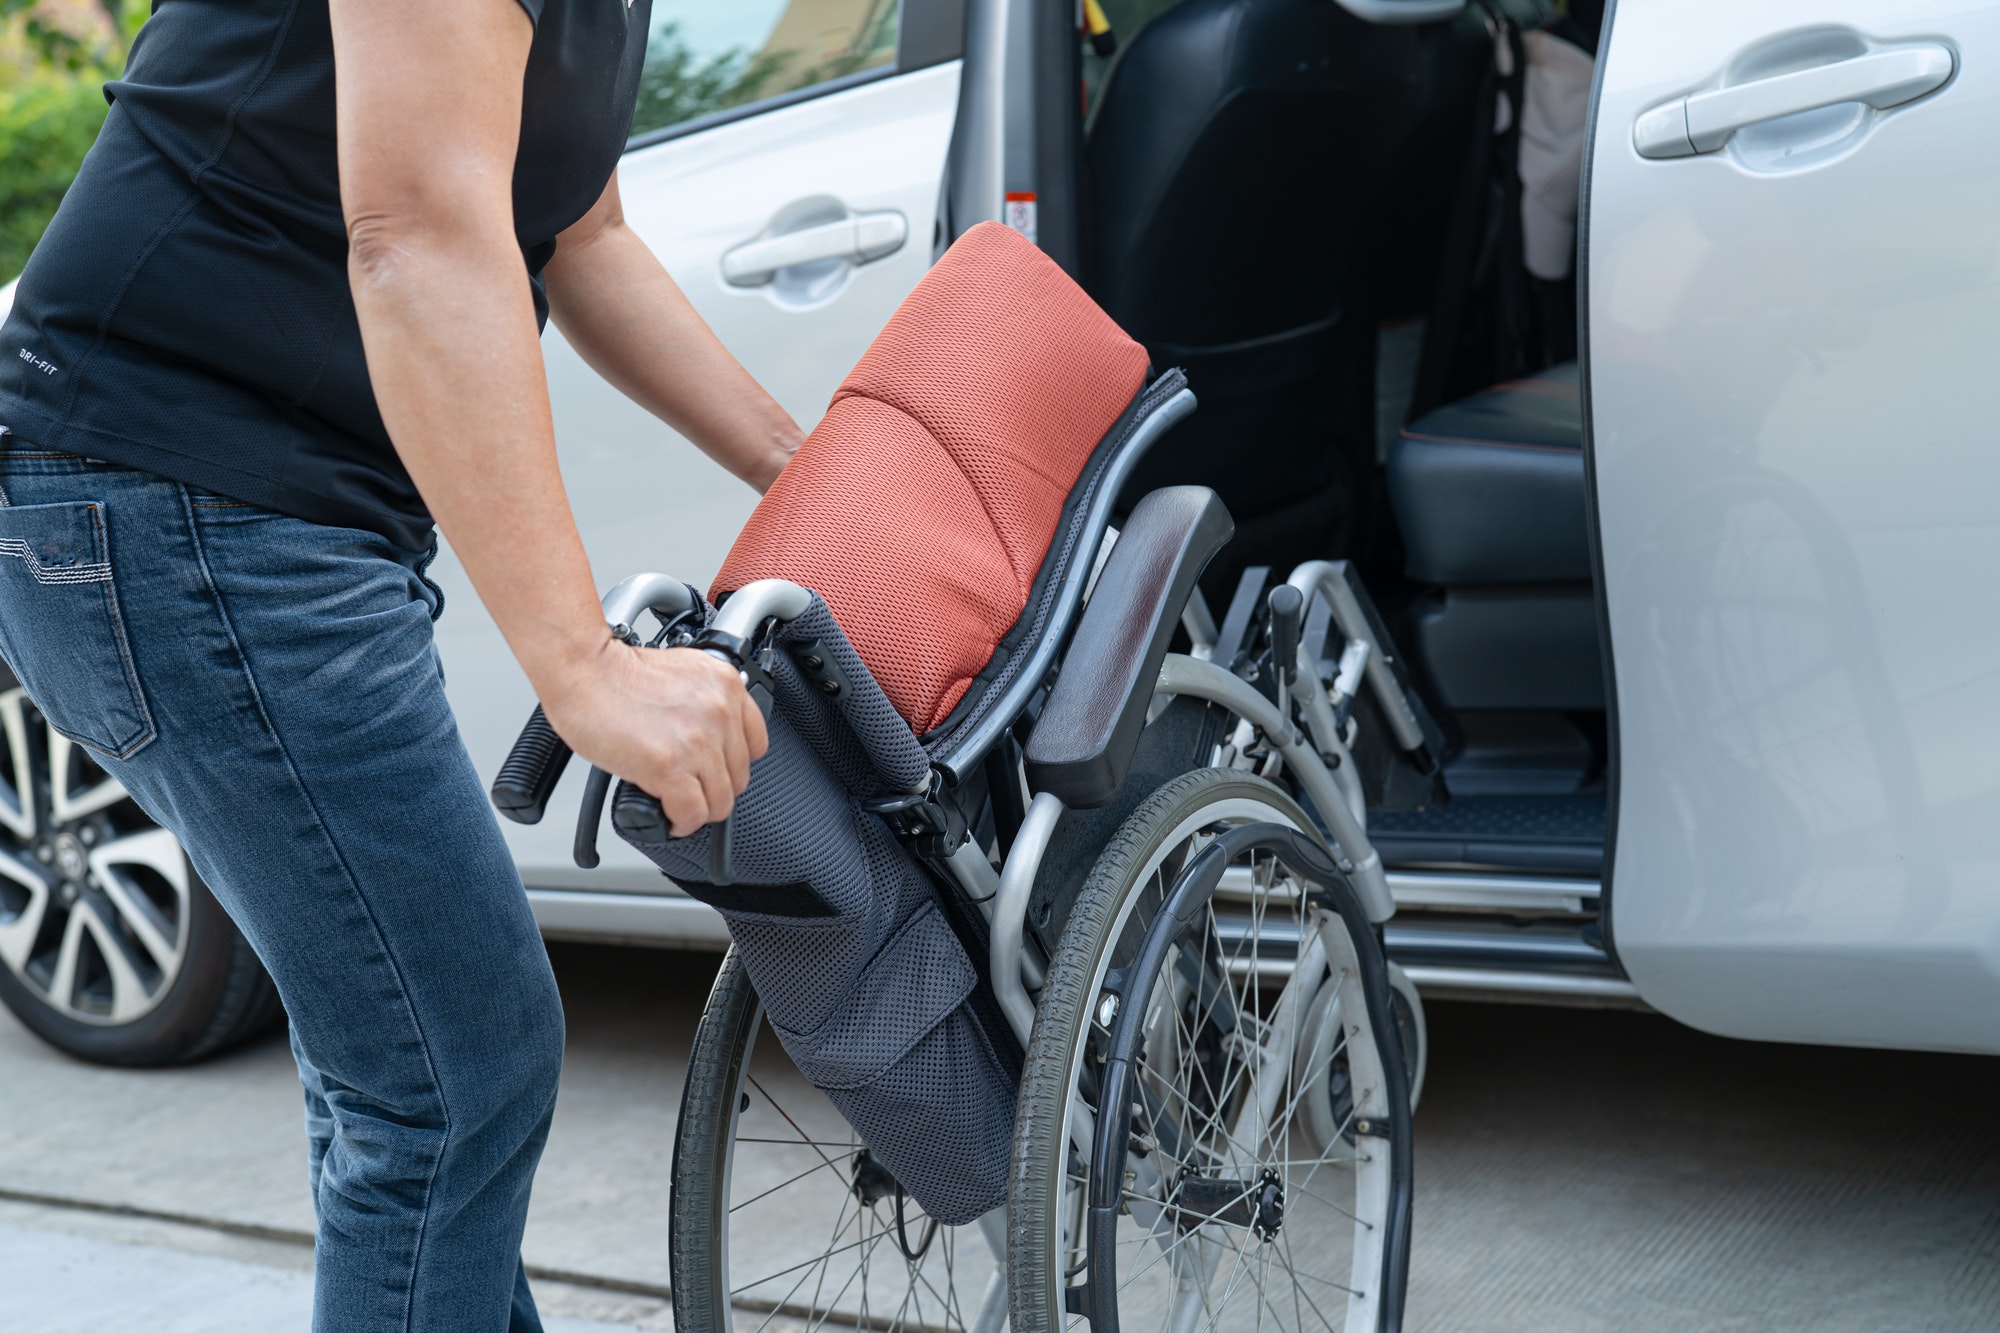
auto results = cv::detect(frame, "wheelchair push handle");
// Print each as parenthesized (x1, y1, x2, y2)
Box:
(490, 574, 699, 837)
(492, 706, 572, 826)
(603, 579, 812, 885)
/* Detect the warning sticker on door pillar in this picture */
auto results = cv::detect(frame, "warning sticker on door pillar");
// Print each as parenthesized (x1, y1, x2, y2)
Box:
(1004, 192, 1038, 245)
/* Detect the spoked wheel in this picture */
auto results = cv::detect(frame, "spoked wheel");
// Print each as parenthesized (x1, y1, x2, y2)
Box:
(673, 949, 1008, 1333)
(0, 679, 280, 1064)
(1009, 770, 1413, 1333)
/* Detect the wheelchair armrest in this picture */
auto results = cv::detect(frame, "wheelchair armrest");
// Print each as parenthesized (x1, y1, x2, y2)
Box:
(1025, 486, 1234, 808)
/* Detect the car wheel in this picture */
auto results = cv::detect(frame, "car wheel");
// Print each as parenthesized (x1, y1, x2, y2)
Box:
(0, 667, 283, 1066)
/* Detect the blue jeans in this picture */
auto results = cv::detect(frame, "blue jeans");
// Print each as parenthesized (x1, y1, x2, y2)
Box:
(0, 446, 564, 1332)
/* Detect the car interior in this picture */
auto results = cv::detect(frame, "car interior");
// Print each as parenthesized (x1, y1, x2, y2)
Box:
(1057, 0, 1614, 976)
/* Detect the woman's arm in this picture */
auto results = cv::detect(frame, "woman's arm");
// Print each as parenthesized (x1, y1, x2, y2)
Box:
(330, 0, 765, 835)
(545, 176, 803, 493)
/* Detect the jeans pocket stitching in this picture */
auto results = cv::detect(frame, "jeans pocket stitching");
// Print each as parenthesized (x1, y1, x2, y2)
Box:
(0, 537, 114, 585)
(89, 504, 157, 759)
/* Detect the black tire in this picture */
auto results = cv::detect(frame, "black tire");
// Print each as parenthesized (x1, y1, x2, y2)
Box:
(671, 949, 1003, 1333)
(1008, 769, 1413, 1333)
(0, 668, 281, 1066)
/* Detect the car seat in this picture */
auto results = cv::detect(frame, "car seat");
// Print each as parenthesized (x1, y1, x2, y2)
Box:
(1083, 0, 1427, 587)
(1386, 359, 1600, 711)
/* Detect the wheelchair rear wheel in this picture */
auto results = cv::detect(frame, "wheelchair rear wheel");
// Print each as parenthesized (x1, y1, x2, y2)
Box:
(1008, 769, 1413, 1333)
(672, 949, 1007, 1333)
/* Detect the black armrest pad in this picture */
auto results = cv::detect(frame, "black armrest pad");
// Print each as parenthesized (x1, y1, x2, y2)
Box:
(1026, 486, 1234, 807)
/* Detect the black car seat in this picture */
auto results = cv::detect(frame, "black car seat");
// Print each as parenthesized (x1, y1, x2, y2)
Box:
(1084, 0, 1431, 586)
(1386, 359, 1601, 710)
(1369, 6, 1499, 328)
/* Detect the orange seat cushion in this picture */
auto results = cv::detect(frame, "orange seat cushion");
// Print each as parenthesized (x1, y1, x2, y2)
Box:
(714, 222, 1151, 734)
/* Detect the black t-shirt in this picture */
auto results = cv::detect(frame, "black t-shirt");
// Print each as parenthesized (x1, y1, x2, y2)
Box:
(0, 0, 651, 550)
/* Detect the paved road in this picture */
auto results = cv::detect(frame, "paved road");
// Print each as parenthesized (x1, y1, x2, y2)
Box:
(0, 941, 1993, 1331)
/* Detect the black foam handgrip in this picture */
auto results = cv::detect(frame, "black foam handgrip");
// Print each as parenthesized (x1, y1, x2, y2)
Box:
(492, 706, 572, 825)
(1267, 583, 1304, 686)
(611, 781, 736, 885)
(612, 780, 669, 842)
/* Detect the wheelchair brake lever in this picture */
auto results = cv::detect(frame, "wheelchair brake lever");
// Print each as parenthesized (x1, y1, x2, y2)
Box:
(572, 766, 614, 869)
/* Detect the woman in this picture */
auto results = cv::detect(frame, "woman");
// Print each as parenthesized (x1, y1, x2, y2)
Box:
(0, 0, 789, 1327)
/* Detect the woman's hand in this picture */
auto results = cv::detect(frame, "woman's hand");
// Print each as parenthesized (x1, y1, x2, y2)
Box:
(541, 641, 768, 837)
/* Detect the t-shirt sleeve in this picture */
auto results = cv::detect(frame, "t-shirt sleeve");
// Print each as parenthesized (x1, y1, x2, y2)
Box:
(513, 0, 542, 27)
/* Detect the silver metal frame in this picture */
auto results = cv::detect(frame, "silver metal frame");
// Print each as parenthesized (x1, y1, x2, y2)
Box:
(708, 578, 815, 643)
(598, 572, 697, 633)
(1284, 561, 1426, 755)
(985, 563, 1412, 1044)
(599, 555, 1417, 1063)
(931, 384, 1197, 781)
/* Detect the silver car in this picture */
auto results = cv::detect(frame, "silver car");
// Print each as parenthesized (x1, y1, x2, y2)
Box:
(3, 0, 1994, 1063)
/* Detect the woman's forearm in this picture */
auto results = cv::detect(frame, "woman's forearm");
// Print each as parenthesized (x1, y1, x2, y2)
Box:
(347, 225, 607, 692)
(545, 186, 803, 492)
(332, 0, 604, 696)
(331, 0, 767, 834)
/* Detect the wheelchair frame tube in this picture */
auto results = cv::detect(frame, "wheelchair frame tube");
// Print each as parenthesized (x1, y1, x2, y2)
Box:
(598, 572, 698, 634)
(1285, 560, 1427, 755)
(933, 384, 1196, 781)
(991, 790, 1065, 1046)
(1291, 641, 1369, 831)
(708, 578, 814, 644)
(1154, 653, 1395, 923)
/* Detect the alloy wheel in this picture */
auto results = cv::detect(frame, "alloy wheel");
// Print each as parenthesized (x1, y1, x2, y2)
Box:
(0, 688, 191, 1025)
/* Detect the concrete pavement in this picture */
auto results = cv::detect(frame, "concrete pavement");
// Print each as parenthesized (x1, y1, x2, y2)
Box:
(0, 941, 1994, 1330)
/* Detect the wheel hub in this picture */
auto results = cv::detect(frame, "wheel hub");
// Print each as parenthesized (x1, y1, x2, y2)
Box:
(850, 1149, 900, 1207)
(1170, 1167, 1287, 1241)
(50, 832, 88, 884)
(1251, 1168, 1285, 1242)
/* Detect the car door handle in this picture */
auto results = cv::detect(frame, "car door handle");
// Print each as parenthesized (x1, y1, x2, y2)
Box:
(1635, 44, 1955, 159)
(721, 211, 909, 286)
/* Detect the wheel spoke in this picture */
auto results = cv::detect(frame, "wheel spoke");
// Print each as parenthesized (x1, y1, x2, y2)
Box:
(79, 897, 159, 1022)
(743, 1193, 850, 1331)
(46, 729, 130, 825)
(1278, 1225, 1343, 1333)
(0, 690, 35, 842)
(45, 903, 88, 1011)
(0, 850, 50, 971)
(730, 1149, 862, 1213)
(91, 829, 189, 977)
(734, 1211, 884, 1295)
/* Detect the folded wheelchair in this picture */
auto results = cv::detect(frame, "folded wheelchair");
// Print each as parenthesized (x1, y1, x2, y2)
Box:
(496, 224, 1440, 1333)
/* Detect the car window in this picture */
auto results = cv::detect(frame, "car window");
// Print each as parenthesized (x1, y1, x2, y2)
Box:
(632, 0, 901, 140)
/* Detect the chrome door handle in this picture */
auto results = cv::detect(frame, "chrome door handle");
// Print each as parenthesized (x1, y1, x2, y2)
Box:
(721, 210, 909, 287)
(1635, 43, 1954, 159)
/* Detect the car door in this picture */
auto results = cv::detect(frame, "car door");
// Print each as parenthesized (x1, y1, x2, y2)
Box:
(1587, 1, 2000, 1052)
(434, 0, 966, 900)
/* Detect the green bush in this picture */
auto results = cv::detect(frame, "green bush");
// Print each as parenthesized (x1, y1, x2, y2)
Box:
(0, 69, 110, 284)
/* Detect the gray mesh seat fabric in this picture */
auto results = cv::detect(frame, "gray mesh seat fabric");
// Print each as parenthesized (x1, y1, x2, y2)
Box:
(613, 599, 1019, 1225)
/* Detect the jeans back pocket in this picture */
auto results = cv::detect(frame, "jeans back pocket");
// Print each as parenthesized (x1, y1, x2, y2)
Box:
(0, 501, 155, 759)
